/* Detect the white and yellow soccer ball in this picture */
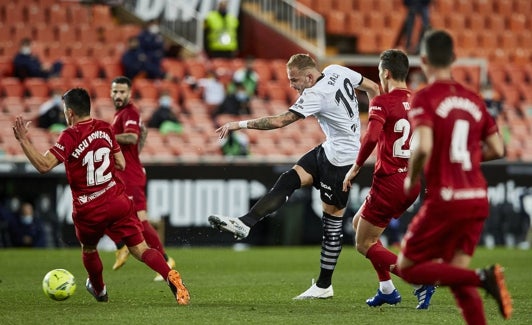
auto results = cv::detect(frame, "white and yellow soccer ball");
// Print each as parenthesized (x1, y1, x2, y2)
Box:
(42, 269, 76, 301)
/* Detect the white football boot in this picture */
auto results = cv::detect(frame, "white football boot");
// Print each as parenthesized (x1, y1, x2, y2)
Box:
(208, 215, 250, 240)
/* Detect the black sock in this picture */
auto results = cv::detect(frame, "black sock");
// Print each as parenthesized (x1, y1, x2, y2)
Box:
(316, 213, 343, 288)
(240, 169, 301, 227)
(115, 241, 125, 249)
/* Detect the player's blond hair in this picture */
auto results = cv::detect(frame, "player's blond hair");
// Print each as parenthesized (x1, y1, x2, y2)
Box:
(286, 54, 317, 71)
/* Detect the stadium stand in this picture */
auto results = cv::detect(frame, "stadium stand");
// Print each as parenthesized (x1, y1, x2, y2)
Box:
(0, 0, 530, 161)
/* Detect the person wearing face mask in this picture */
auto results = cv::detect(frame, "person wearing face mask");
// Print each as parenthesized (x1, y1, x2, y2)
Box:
(37, 89, 67, 132)
(204, 0, 239, 58)
(13, 38, 62, 80)
(8, 202, 47, 248)
(137, 19, 166, 76)
(121, 36, 167, 80)
(148, 91, 183, 134)
(213, 82, 251, 118)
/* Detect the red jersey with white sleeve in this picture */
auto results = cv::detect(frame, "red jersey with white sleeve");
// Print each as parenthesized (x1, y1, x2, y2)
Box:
(408, 80, 498, 213)
(112, 102, 146, 187)
(357, 88, 413, 176)
(49, 119, 125, 212)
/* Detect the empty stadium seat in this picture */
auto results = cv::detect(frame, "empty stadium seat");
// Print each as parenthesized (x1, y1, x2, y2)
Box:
(24, 78, 49, 98)
(1, 78, 24, 98)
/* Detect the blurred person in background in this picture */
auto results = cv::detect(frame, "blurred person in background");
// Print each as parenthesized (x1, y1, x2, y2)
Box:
(8, 202, 47, 248)
(204, 0, 239, 58)
(137, 19, 166, 76)
(228, 55, 259, 97)
(13, 38, 62, 80)
(121, 36, 167, 80)
(37, 89, 67, 132)
(109, 77, 176, 281)
(213, 82, 251, 117)
(402, 0, 432, 54)
(148, 91, 183, 134)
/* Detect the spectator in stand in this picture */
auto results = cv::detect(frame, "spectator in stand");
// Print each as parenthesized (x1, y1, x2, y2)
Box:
(204, 0, 239, 58)
(8, 202, 47, 248)
(137, 19, 166, 74)
(197, 69, 226, 116)
(37, 89, 67, 132)
(13, 38, 62, 80)
(407, 69, 427, 91)
(148, 91, 183, 134)
(228, 55, 259, 97)
(220, 130, 249, 157)
(213, 82, 251, 117)
(402, 0, 432, 54)
(481, 82, 503, 119)
(121, 36, 166, 80)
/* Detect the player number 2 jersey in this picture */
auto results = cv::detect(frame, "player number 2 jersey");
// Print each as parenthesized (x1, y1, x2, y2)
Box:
(369, 88, 413, 176)
(289, 64, 363, 166)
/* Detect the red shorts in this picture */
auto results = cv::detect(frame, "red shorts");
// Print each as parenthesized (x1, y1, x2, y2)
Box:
(125, 185, 147, 212)
(73, 192, 144, 247)
(401, 201, 487, 263)
(361, 172, 420, 228)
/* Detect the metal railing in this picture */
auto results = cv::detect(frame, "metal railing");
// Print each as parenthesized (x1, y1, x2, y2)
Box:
(242, 0, 325, 58)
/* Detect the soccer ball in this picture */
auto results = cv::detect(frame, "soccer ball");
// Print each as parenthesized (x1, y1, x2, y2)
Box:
(42, 269, 76, 301)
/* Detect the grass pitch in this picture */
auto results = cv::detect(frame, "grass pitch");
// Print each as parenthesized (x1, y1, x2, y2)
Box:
(0, 246, 529, 325)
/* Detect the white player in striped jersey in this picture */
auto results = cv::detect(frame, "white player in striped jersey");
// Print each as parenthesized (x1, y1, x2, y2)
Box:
(209, 53, 379, 299)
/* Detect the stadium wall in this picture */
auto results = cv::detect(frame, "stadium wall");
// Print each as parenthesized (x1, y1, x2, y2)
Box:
(1, 161, 530, 247)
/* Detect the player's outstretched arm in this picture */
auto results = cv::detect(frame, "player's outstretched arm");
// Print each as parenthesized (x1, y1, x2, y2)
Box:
(12, 116, 59, 174)
(216, 111, 301, 139)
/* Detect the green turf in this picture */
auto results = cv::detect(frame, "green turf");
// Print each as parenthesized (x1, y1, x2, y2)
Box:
(0, 246, 529, 324)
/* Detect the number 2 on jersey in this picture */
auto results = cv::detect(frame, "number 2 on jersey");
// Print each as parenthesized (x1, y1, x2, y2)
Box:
(393, 118, 411, 158)
(82, 148, 112, 186)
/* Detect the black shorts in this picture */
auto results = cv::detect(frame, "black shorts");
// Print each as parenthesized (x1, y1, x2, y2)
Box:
(296, 145, 353, 209)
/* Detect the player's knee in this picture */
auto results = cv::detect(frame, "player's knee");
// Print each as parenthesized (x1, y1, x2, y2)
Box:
(272, 169, 301, 194)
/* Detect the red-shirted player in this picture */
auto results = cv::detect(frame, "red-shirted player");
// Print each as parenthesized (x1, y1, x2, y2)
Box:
(342, 49, 435, 309)
(397, 30, 511, 324)
(108, 76, 174, 281)
(12, 88, 189, 305)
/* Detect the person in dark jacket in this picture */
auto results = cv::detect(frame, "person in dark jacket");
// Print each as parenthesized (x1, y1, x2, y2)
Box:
(13, 38, 62, 80)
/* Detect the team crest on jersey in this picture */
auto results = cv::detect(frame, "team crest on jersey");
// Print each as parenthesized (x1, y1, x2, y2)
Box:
(440, 187, 453, 201)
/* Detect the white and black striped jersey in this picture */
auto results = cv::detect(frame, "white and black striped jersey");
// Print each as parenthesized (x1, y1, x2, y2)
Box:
(289, 64, 363, 166)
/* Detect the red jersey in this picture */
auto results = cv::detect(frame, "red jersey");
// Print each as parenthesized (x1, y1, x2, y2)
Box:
(358, 88, 413, 176)
(408, 80, 498, 210)
(112, 102, 146, 187)
(49, 119, 125, 211)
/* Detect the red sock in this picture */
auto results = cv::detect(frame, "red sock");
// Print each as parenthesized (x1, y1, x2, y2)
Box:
(451, 286, 486, 325)
(141, 220, 166, 256)
(399, 261, 482, 287)
(82, 251, 104, 293)
(141, 248, 171, 280)
(365, 241, 399, 281)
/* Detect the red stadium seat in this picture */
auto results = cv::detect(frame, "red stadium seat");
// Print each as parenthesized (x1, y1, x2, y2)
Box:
(77, 57, 102, 80)
(100, 57, 123, 80)
(1, 78, 25, 98)
(24, 78, 49, 98)
(325, 10, 346, 35)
